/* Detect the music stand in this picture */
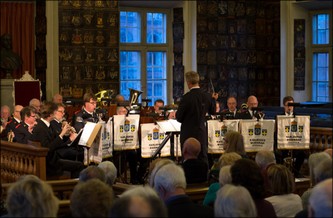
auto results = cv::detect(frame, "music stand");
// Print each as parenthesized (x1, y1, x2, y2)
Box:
(153, 120, 181, 161)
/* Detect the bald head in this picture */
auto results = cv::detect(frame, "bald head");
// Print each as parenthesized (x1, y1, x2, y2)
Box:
(13, 105, 23, 120)
(247, 95, 258, 110)
(53, 93, 63, 104)
(29, 98, 41, 112)
(183, 137, 201, 159)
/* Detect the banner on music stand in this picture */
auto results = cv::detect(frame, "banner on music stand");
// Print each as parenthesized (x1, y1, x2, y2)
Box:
(207, 119, 240, 154)
(113, 114, 140, 150)
(141, 123, 172, 158)
(277, 115, 310, 149)
(240, 120, 275, 152)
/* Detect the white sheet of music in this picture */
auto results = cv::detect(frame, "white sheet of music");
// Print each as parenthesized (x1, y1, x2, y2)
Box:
(156, 119, 181, 132)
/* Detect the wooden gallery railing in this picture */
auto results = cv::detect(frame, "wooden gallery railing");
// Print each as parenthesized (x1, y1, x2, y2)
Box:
(309, 127, 332, 152)
(0, 140, 48, 183)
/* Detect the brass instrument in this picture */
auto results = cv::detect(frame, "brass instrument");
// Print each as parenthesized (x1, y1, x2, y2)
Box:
(7, 130, 14, 142)
(128, 88, 143, 114)
(95, 89, 114, 107)
(62, 120, 76, 136)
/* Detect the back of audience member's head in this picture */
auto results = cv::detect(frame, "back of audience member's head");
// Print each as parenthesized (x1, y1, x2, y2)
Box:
(223, 131, 246, 156)
(71, 179, 114, 217)
(231, 158, 265, 199)
(214, 184, 257, 217)
(308, 151, 330, 186)
(6, 175, 59, 217)
(324, 148, 332, 158)
(219, 165, 232, 186)
(216, 152, 242, 169)
(150, 162, 186, 199)
(255, 150, 276, 170)
(98, 161, 117, 186)
(182, 137, 201, 159)
(313, 158, 332, 184)
(79, 165, 106, 183)
(308, 178, 332, 218)
(148, 158, 174, 187)
(266, 164, 294, 195)
(110, 186, 168, 217)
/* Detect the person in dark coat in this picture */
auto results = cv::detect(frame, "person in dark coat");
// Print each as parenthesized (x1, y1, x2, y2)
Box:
(13, 106, 37, 144)
(176, 71, 217, 165)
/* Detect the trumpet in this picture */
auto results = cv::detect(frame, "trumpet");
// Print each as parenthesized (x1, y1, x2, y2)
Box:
(61, 120, 76, 136)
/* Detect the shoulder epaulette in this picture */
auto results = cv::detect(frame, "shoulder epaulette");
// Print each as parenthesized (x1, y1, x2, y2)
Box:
(15, 123, 22, 128)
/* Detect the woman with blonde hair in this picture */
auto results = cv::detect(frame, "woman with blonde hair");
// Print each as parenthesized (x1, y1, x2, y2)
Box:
(223, 130, 246, 157)
(265, 164, 302, 217)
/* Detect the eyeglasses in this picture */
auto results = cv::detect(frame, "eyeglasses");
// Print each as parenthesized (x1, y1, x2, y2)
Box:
(30, 115, 36, 118)
(88, 101, 97, 105)
(57, 110, 65, 114)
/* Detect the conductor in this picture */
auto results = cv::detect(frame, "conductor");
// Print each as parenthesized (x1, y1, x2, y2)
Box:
(176, 71, 218, 166)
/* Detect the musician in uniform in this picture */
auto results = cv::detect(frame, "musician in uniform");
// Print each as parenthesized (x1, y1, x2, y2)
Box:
(72, 92, 99, 133)
(221, 96, 241, 119)
(13, 106, 37, 144)
(1, 105, 23, 141)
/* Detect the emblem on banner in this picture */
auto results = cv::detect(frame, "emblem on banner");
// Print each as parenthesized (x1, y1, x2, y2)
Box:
(130, 125, 135, 132)
(291, 120, 297, 132)
(215, 130, 220, 137)
(153, 128, 159, 140)
(299, 125, 304, 132)
(160, 133, 165, 140)
(124, 119, 130, 132)
(248, 128, 254, 136)
(255, 123, 261, 135)
(262, 129, 267, 136)
(285, 125, 290, 132)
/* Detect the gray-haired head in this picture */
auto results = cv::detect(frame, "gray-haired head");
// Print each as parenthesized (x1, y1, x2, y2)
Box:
(98, 161, 117, 186)
(214, 184, 257, 217)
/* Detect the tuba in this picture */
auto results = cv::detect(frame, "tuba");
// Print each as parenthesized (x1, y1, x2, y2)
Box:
(129, 88, 143, 107)
(95, 89, 114, 107)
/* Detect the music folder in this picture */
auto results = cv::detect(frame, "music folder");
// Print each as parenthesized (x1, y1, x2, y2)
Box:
(78, 122, 102, 147)
(156, 119, 181, 133)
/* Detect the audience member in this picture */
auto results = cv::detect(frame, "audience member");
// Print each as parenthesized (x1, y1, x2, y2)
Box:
(176, 71, 218, 166)
(223, 130, 247, 157)
(148, 158, 174, 186)
(5, 175, 59, 217)
(265, 164, 302, 217)
(255, 149, 277, 197)
(1, 104, 22, 140)
(150, 162, 214, 217)
(182, 137, 208, 184)
(301, 152, 331, 209)
(32, 101, 84, 178)
(308, 178, 332, 218)
(98, 161, 118, 186)
(110, 186, 168, 217)
(70, 179, 114, 217)
(231, 158, 277, 217)
(203, 165, 232, 207)
(79, 165, 106, 183)
(52, 93, 63, 103)
(208, 152, 241, 184)
(51, 103, 83, 161)
(72, 92, 99, 133)
(214, 184, 257, 217)
(13, 106, 37, 144)
(324, 148, 332, 157)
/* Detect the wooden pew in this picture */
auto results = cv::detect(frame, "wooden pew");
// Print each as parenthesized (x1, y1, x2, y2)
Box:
(309, 127, 332, 152)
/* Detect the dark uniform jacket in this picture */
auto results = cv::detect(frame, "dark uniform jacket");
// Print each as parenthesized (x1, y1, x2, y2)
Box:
(176, 88, 215, 163)
(32, 119, 67, 175)
(1, 117, 18, 140)
(72, 108, 99, 133)
(13, 122, 32, 144)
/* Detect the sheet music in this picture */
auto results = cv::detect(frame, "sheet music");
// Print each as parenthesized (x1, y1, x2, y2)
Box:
(78, 122, 102, 147)
(156, 119, 181, 132)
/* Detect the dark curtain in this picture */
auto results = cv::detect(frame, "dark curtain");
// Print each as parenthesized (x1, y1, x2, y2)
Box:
(0, 2, 35, 79)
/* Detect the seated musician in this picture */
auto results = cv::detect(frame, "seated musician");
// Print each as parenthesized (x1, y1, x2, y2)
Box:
(149, 99, 176, 120)
(220, 96, 241, 119)
(13, 106, 37, 144)
(1, 105, 23, 141)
